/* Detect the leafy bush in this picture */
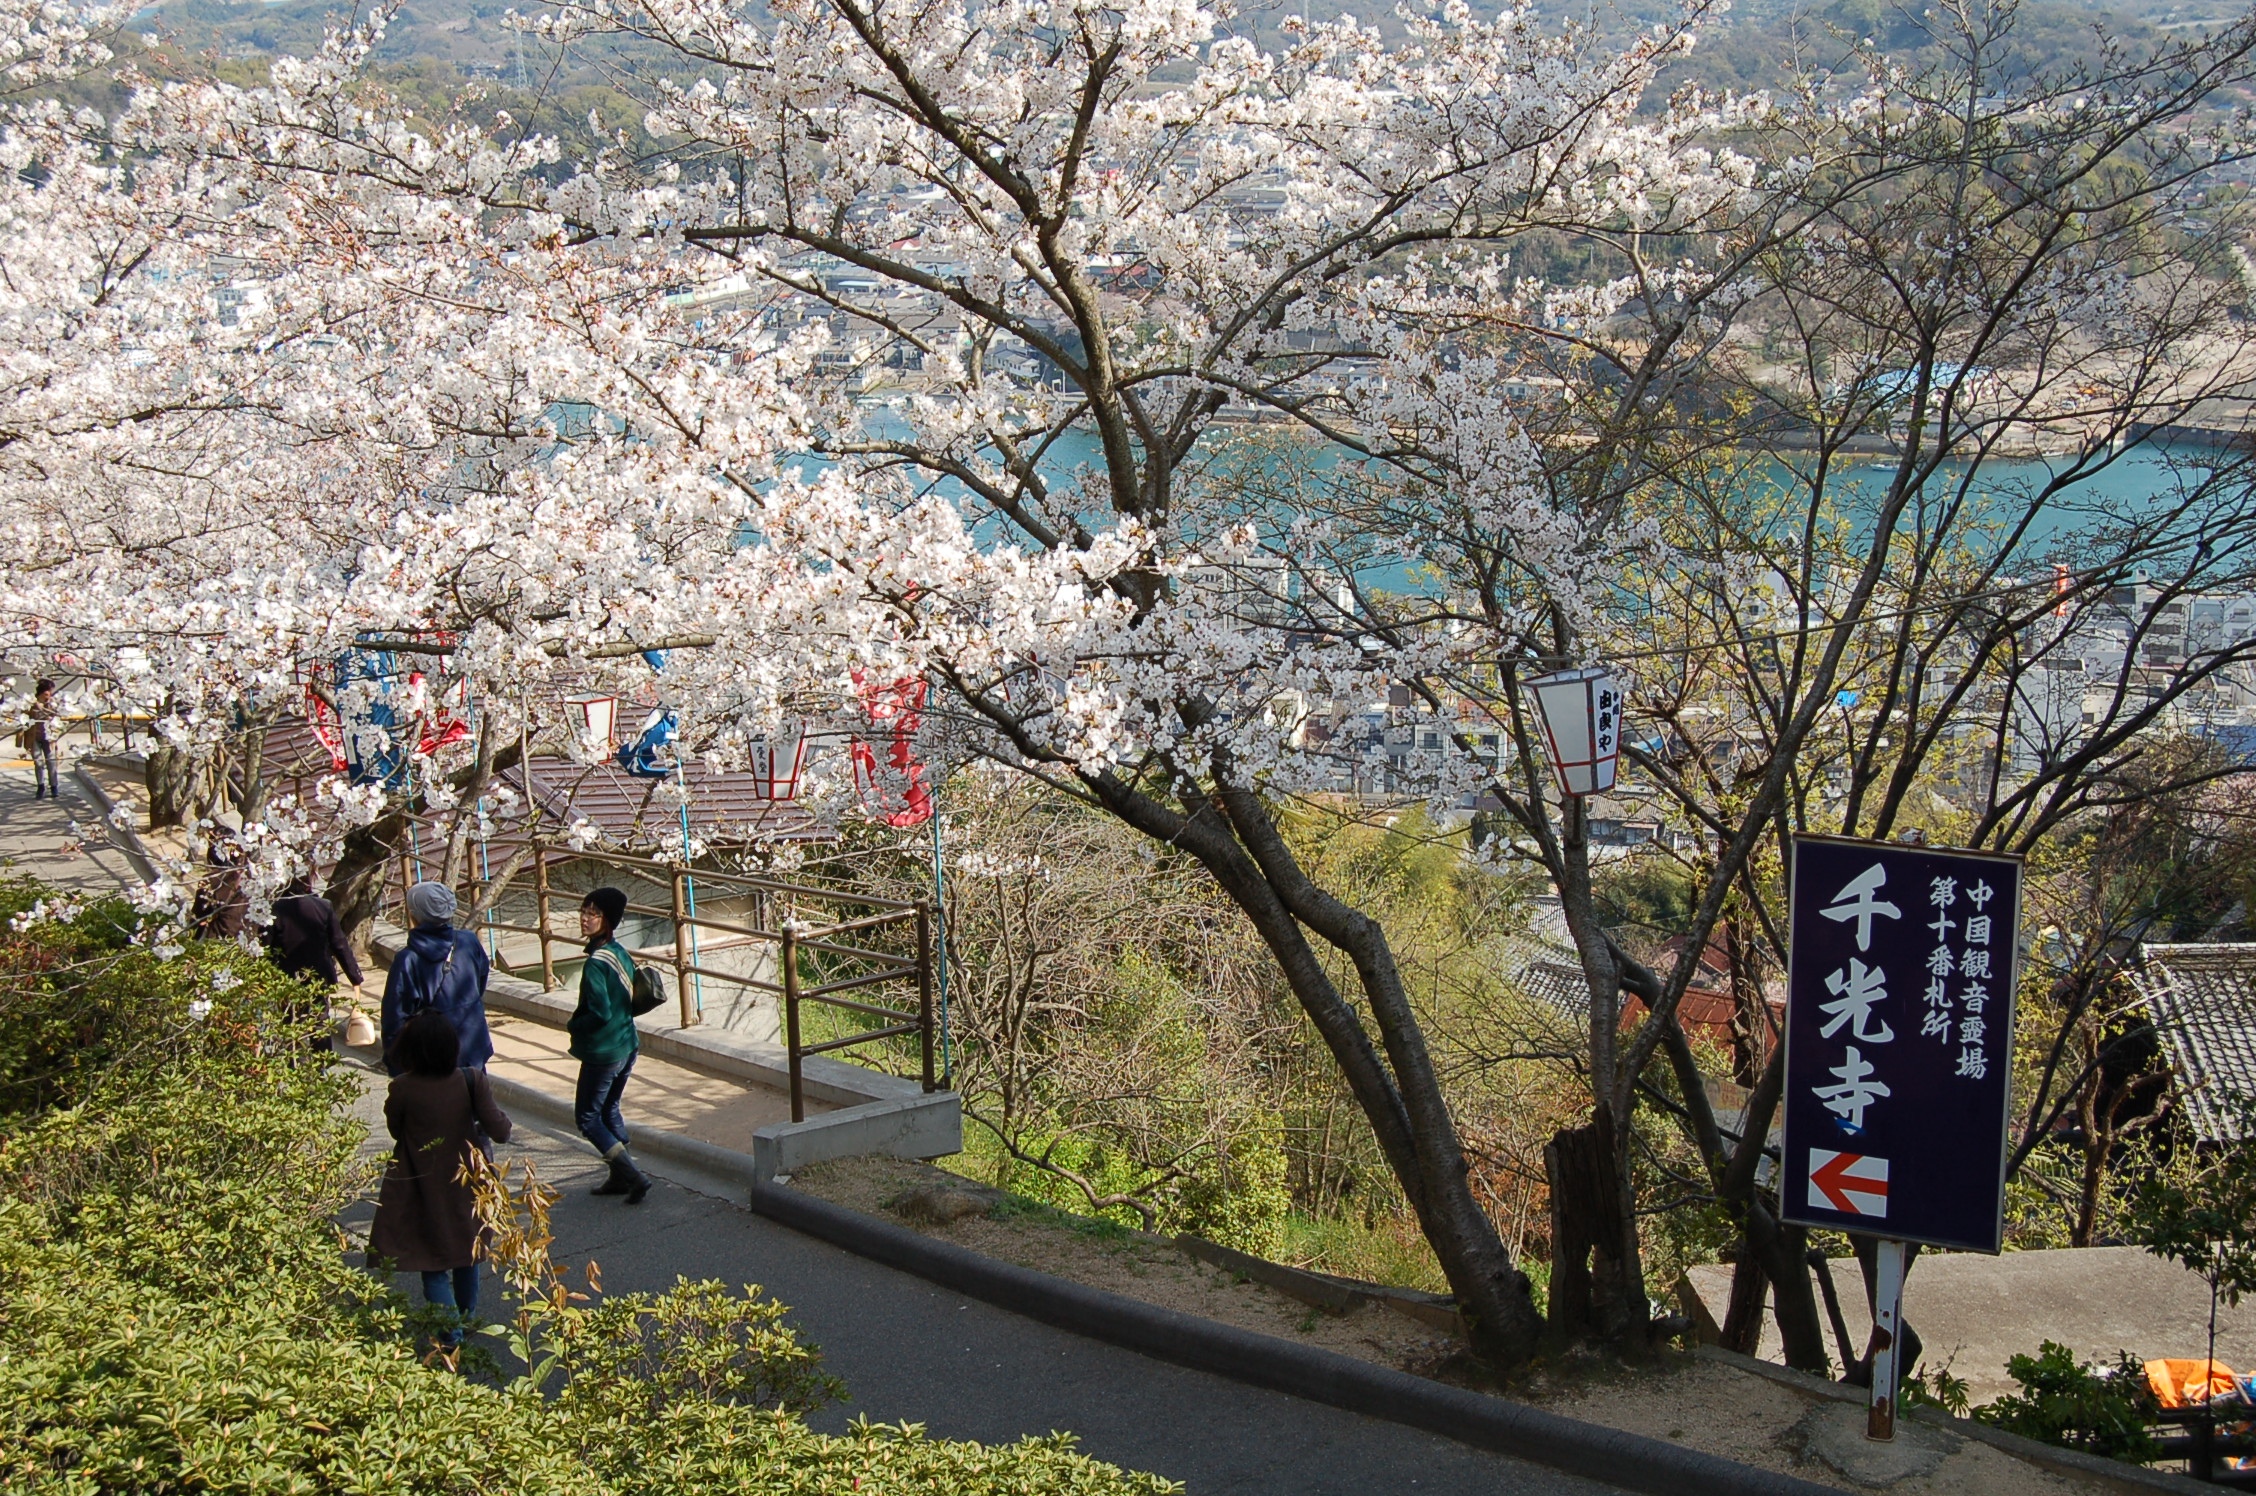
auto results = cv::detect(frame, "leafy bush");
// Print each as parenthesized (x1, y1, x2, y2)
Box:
(1974, 1341, 2160, 1462)
(0, 882, 1177, 1496)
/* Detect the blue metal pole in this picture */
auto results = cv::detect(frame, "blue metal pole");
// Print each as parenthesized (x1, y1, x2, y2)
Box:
(930, 795, 951, 1086)
(678, 774, 703, 1019)
(476, 797, 495, 960)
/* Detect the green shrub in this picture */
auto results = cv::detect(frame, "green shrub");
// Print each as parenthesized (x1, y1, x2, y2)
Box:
(1974, 1341, 2160, 1462)
(0, 884, 1178, 1496)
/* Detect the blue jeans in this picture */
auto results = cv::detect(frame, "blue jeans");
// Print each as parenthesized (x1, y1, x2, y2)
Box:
(28, 743, 55, 798)
(421, 1264, 479, 1342)
(575, 1055, 636, 1155)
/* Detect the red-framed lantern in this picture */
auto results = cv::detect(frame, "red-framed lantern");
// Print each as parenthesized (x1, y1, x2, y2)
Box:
(1522, 665, 1624, 798)
(751, 721, 809, 801)
(565, 693, 620, 751)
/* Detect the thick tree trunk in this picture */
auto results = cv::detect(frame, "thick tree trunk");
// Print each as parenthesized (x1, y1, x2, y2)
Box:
(326, 736, 521, 941)
(1554, 800, 1653, 1340)
(1545, 1107, 1641, 1340)
(1081, 765, 1546, 1365)
(1720, 1241, 1768, 1354)
(146, 743, 192, 829)
(233, 725, 269, 823)
(327, 810, 409, 937)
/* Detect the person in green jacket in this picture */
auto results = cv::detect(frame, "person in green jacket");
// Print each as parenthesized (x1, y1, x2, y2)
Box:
(570, 886, 650, 1204)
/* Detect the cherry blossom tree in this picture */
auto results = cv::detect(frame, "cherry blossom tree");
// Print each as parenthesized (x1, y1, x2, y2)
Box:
(1328, 7, 2256, 1363)
(0, 0, 1792, 1362)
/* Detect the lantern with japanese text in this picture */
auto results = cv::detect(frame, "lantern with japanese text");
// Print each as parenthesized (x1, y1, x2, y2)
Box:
(750, 721, 808, 801)
(1522, 666, 1623, 798)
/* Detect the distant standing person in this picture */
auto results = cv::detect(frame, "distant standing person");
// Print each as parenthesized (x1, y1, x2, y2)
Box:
(191, 809, 250, 941)
(570, 886, 649, 1204)
(369, 1009, 513, 1347)
(381, 881, 493, 1076)
(20, 677, 58, 799)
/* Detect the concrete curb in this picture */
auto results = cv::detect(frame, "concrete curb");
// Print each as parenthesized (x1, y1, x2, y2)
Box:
(746, 1181, 1842, 1496)
(1695, 1346, 2213, 1494)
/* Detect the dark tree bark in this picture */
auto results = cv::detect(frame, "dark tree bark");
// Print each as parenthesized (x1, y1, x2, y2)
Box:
(145, 733, 213, 830)
(326, 733, 522, 940)
(1720, 1242, 1768, 1354)
(1545, 1107, 1640, 1340)
(1070, 760, 1548, 1366)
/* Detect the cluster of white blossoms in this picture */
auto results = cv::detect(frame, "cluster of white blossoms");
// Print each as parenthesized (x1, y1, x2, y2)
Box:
(0, 0, 1770, 867)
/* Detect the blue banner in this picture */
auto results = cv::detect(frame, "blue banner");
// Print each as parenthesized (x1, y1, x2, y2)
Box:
(1780, 835, 2022, 1253)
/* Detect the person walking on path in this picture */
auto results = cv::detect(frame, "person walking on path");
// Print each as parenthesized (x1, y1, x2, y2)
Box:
(369, 1009, 513, 1347)
(569, 886, 649, 1204)
(267, 874, 365, 987)
(19, 678, 58, 799)
(381, 880, 493, 1076)
(265, 873, 365, 1047)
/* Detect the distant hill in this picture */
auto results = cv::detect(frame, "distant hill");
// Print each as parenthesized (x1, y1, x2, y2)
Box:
(115, 0, 2200, 149)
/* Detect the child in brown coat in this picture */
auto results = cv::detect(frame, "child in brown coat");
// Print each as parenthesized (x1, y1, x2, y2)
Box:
(369, 1009, 512, 1344)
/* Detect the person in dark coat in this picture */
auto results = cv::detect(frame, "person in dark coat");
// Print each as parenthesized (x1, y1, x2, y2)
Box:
(266, 874, 365, 986)
(369, 1009, 512, 1345)
(381, 880, 493, 1075)
(192, 811, 249, 941)
(569, 886, 649, 1204)
(264, 874, 365, 1051)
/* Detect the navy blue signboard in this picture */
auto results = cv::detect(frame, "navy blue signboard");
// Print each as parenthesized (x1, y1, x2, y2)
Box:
(1781, 836, 2023, 1254)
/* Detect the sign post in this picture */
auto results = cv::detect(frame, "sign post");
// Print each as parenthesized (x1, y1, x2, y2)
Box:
(1781, 835, 2023, 1441)
(1867, 1238, 1907, 1439)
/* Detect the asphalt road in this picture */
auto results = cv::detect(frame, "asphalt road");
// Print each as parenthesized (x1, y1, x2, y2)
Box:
(344, 1072, 1623, 1496)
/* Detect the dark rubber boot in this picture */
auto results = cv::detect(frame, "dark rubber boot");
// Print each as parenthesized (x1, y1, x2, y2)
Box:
(591, 1149, 635, 1196)
(622, 1152, 651, 1206)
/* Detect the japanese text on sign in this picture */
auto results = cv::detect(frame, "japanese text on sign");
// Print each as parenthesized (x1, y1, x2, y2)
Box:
(1781, 837, 2023, 1253)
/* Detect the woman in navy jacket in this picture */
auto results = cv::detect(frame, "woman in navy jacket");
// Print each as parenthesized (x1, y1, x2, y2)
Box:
(381, 881, 493, 1075)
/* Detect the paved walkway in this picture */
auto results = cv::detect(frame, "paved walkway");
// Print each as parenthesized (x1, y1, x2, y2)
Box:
(481, 1009, 826, 1154)
(0, 759, 148, 895)
(343, 1073, 1620, 1496)
(4, 762, 1626, 1495)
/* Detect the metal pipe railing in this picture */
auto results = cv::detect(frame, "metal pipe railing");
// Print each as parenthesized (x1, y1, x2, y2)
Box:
(385, 835, 939, 1119)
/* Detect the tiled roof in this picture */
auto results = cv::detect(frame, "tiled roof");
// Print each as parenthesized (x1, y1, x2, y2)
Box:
(499, 755, 830, 849)
(249, 716, 831, 850)
(2135, 943, 2256, 1143)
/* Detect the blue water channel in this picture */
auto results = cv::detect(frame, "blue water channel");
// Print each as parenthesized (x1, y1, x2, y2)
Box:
(774, 409, 2227, 597)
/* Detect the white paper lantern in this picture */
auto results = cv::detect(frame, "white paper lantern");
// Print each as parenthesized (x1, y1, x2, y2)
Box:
(751, 721, 809, 800)
(565, 693, 618, 749)
(1523, 666, 1624, 798)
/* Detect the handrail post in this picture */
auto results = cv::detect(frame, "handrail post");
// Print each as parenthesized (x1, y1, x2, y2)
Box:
(671, 864, 697, 1029)
(783, 923, 804, 1123)
(917, 902, 936, 1093)
(532, 839, 557, 992)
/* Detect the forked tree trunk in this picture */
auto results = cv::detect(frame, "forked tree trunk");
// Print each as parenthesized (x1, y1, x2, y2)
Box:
(1082, 765, 1548, 1365)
